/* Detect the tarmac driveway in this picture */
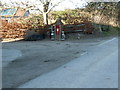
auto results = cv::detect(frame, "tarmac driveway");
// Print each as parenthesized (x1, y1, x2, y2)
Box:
(2, 36, 115, 88)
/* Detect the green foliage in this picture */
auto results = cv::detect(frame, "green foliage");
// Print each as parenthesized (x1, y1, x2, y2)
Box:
(51, 9, 83, 19)
(50, 9, 90, 24)
(27, 15, 44, 28)
(102, 28, 118, 36)
(85, 2, 118, 19)
(84, 2, 119, 32)
(93, 23, 119, 36)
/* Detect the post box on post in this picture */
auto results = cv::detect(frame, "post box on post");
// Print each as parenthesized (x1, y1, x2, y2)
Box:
(51, 17, 65, 41)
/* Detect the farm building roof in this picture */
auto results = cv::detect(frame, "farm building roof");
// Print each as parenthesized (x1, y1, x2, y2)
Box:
(0, 8, 30, 17)
(0, 8, 17, 16)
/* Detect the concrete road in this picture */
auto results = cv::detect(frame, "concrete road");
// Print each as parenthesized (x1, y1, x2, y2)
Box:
(2, 49, 22, 67)
(19, 37, 118, 88)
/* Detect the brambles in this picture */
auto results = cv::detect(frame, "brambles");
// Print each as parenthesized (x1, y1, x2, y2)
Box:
(1, 20, 27, 39)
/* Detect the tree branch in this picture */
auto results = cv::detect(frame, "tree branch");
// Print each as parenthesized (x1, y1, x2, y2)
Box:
(39, 0, 45, 5)
(48, 0, 52, 3)
(46, 0, 65, 13)
(36, 8, 43, 13)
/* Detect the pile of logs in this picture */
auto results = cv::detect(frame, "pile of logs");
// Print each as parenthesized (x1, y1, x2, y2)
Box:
(1, 20, 28, 39)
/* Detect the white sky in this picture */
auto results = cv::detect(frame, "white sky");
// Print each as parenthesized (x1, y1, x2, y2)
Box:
(1, 0, 87, 10)
(1, 0, 120, 11)
(54, 0, 87, 10)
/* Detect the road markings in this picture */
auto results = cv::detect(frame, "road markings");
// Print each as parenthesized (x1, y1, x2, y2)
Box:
(81, 51, 87, 56)
(98, 38, 116, 46)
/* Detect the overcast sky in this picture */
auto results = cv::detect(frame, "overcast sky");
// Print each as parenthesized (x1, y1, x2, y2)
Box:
(1, 0, 87, 10)
(1, 0, 120, 11)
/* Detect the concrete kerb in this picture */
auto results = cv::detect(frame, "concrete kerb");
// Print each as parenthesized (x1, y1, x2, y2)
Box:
(0, 41, 2, 90)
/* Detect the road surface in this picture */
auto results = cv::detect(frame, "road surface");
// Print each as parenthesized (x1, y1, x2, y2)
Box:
(19, 37, 118, 88)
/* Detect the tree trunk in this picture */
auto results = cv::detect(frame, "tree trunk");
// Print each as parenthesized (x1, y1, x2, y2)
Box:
(43, 12, 48, 25)
(99, 25, 102, 32)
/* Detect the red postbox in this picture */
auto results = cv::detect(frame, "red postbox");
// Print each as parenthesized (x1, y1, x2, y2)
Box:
(56, 25, 60, 35)
(56, 24, 61, 40)
(50, 18, 65, 41)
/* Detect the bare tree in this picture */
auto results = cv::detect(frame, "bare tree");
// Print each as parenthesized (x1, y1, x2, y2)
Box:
(3, 0, 65, 25)
(37, 0, 65, 25)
